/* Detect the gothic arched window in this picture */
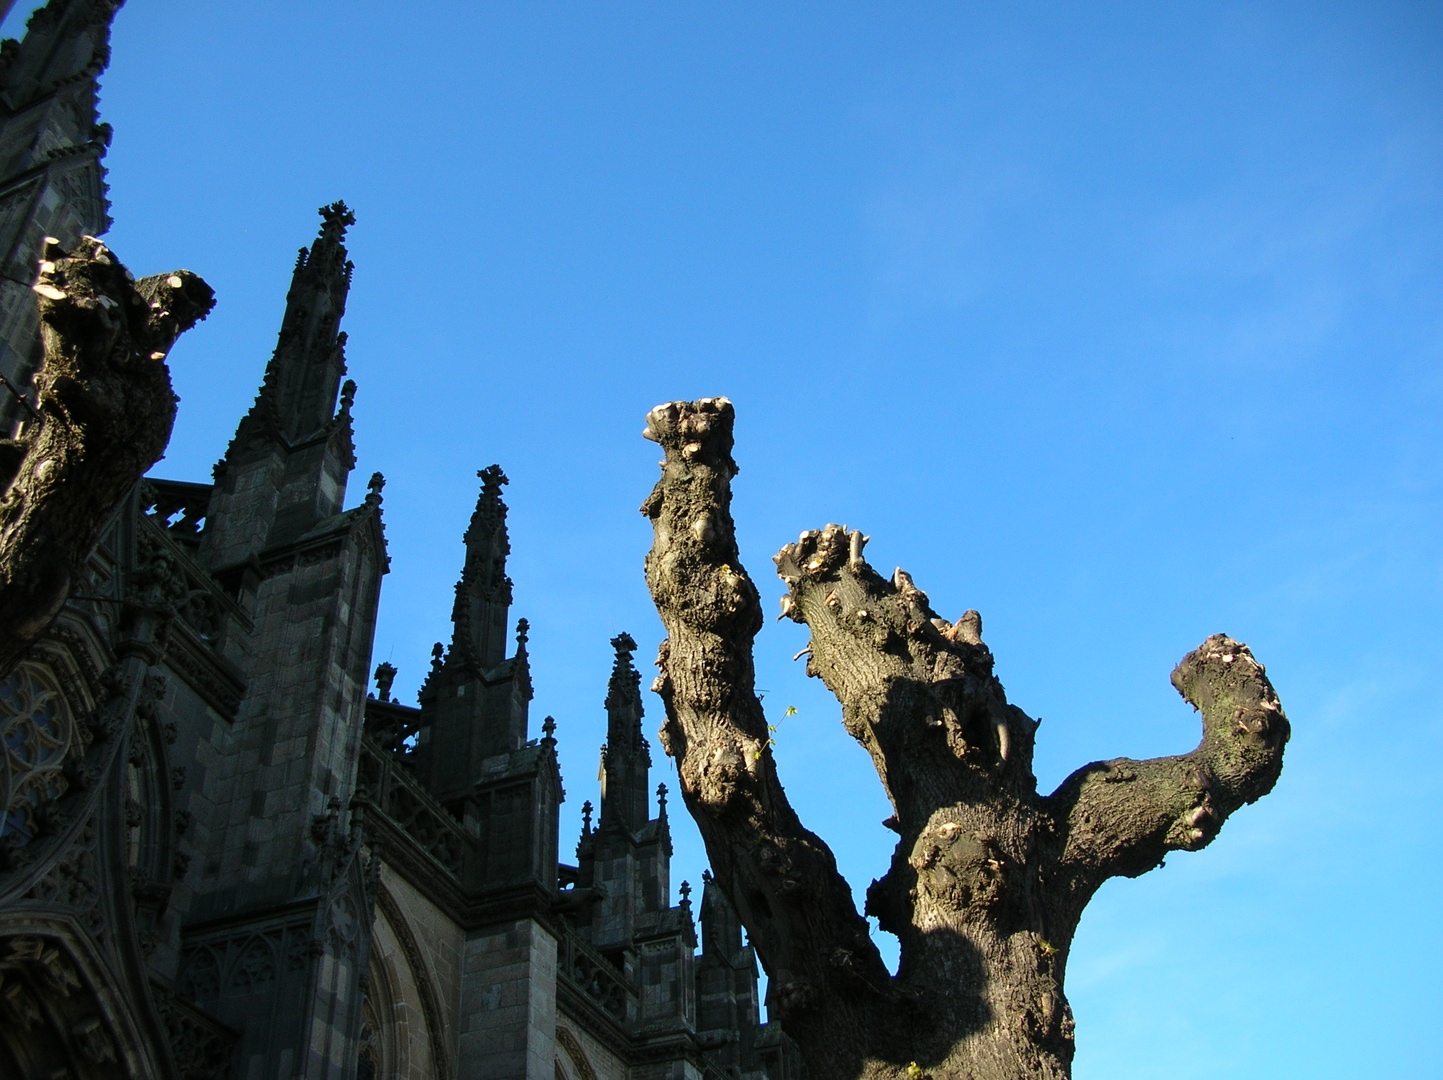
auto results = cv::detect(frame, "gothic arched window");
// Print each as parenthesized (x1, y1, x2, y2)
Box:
(0, 665, 85, 847)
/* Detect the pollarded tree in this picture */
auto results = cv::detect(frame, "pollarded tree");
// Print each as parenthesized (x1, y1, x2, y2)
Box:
(0, 237, 213, 677)
(641, 397, 1288, 1080)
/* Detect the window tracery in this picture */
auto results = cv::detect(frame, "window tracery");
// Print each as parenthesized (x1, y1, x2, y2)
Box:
(0, 665, 86, 847)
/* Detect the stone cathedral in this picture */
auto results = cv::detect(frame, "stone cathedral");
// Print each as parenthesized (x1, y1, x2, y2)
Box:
(0, 4, 802, 1079)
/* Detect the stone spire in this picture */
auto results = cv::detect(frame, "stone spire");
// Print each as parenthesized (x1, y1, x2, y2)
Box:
(695, 866, 764, 1075)
(598, 632, 651, 833)
(449, 465, 513, 670)
(415, 468, 533, 799)
(226, 201, 355, 452)
(201, 205, 361, 564)
(0, 0, 121, 113)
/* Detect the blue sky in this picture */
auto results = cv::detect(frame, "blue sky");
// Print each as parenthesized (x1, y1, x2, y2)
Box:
(8, 1, 1439, 1075)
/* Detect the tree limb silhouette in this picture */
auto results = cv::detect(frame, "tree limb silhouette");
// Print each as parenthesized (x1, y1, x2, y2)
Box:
(642, 397, 1289, 1080)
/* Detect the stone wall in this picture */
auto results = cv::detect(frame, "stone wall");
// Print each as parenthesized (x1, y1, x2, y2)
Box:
(459, 919, 557, 1080)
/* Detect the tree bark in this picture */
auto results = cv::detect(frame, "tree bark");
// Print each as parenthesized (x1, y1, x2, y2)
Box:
(641, 397, 1289, 1080)
(0, 236, 213, 677)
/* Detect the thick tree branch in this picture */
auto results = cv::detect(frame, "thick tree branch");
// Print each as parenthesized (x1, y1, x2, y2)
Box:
(773, 523, 1072, 1072)
(641, 398, 899, 1050)
(0, 236, 213, 676)
(1046, 635, 1289, 902)
(774, 523, 1038, 828)
(642, 399, 1289, 1080)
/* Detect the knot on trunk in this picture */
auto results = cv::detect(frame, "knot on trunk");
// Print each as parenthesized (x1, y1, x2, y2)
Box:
(908, 821, 1009, 915)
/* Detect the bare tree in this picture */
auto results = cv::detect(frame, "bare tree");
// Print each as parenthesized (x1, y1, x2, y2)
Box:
(642, 397, 1289, 1080)
(0, 236, 213, 676)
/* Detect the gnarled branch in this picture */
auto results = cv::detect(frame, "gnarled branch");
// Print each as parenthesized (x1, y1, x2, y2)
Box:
(643, 399, 1290, 1080)
(641, 398, 903, 1066)
(0, 237, 213, 676)
(1045, 636, 1289, 908)
(774, 523, 1038, 828)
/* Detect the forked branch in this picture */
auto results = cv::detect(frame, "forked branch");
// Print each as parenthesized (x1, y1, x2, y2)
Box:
(641, 398, 1290, 1080)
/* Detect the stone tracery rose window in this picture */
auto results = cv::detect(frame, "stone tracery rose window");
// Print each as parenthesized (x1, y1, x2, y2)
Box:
(0, 665, 86, 846)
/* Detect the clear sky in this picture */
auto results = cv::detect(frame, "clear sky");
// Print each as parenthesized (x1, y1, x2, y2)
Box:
(8, 1, 1438, 1075)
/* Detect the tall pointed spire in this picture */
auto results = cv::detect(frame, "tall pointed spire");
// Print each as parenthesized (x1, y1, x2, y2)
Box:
(414, 467, 533, 800)
(449, 464, 513, 669)
(598, 631, 651, 832)
(201, 204, 361, 565)
(231, 201, 355, 451)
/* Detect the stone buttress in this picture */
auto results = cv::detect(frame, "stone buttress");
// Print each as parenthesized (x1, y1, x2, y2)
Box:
(199, 201, 359, 571)
(412, 466, 537, 807)
(174, 205, 388, 1080)
(415, 469, 565, 1080)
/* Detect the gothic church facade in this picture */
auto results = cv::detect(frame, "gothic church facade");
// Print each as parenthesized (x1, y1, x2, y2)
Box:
(0, 4, 800, 1079)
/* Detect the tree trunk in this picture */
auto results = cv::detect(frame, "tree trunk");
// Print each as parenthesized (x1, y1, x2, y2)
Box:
(641, 397, 1289, 1080)
(0, 236, 213, 676)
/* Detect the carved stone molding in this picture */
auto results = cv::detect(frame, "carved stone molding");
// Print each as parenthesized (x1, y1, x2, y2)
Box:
(163, 624, 244, 719)
(375, 883, 451, 1080)
(556, 1027, 600, 1080)
(178, 920, 313, 1012)
(22, 813, 102, 940)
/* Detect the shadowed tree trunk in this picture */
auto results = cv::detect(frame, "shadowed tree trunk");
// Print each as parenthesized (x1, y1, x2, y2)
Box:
(641, 397, 1289, 1080)
(0, 236, 213, 677)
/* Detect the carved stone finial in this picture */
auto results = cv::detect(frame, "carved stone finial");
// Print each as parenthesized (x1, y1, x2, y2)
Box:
(656, 782, 668, 814)
(365, 471, 385, 508)
(516, 618, 529, 649)
(319, 200, 356, 233)
(541, 715, 556, 741)
(679, 879, 692, 905)
(581, 800, 593, 834)
(478, 464, 509, 500)
(338, 379, 356, 414)
(702, 868, 713, 884)
(611, 632, 637, 659)
(373, 662, 397, 703)
(430, 642, 445, 672)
